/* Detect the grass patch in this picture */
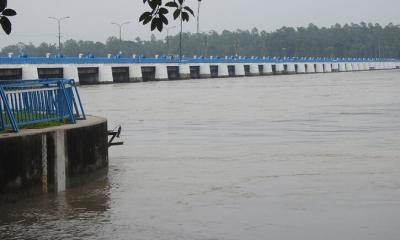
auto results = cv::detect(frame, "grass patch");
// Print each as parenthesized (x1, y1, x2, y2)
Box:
(2, 111, 69, 131)
(21, 121, 67, 129)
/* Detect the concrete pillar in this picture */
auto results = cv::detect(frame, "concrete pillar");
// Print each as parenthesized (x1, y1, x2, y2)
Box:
(218, 64, 229, 77)
(98, 65, 113, 83)
(54, 130, 66, 193)
(287, 63, 296, 74)
(249, 64, 259, 76)
(263, 64, 273, 75)
(235, 64, 245, 76)
(306, 63, 315, 73)
(64, 65, 80, 82)
(129, 65, 142, 82)
(179, 64, 190, 79)
(358, 62, 365, 71)
(332, 63, 339, 72)
(296, 63, 306, 74)
(338, 63, 346, 72)
(199, 64, 211, 78)
(315, 63, 324, 73)
(276, 63, 284, 74)
(22, 65, 39, 80)
(345, 63, 353, 71)
(324, 63, 332, 73)
(352, 63, 359, 71)
(155, 64, 168, 80)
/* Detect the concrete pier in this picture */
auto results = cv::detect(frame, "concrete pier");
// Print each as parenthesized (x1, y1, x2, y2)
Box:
(179, 64, 191, 79)
(0, 116, 108, 203)
(306, 63, 316, 73)
(345, 63, 353, 72)
(315, 63, 324, 73)
(263, 64, 273, 75)
(249, 64, 259, 76)
(287, 64, 296, 74)
(235, 64, 245, 77)
(218, 64, 229, 78)
(324, 63, 332, 73)
(297, 63, 306, 74)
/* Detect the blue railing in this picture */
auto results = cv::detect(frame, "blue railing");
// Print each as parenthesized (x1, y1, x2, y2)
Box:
(0, 79, 86, 132)
(0, 56, 398, 65)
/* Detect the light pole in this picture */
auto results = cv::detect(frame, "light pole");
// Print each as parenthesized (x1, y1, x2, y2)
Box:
(197, 0, 202, 34)
(48, 16, 70, 56)
(111, 21, 130, 54)
(166, 26, 176, 54)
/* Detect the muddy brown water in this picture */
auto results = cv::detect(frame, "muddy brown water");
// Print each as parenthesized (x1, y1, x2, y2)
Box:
(1, 70, 400, 240)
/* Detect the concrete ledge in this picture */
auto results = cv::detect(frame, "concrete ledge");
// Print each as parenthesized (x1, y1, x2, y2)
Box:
(0, 116, 108, 203)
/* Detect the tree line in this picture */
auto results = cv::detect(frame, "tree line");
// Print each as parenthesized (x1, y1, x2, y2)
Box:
(1, 22, 399, 58)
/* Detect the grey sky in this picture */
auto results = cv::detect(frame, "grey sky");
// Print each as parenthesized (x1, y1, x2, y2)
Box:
(1, 0, 399, 47)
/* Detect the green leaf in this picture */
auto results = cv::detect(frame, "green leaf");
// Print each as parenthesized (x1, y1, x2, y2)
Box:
(178, 0, 184, 5)
(165, 1, 178, 8)
(158, 7, 168, 15)
(160, 14, 168, 25)
(0, 0, 7, 12)
(148, 0, 158, 9)
(0, 16, 11, 34)
(151, 18, 158, 31)
(182, 12, 189, 22)
(173, 9, 181, 20)
(139, 12, 152, 22)
(184, 6, 194, 16)
(142, 15, 152, 25)
(2, 8, 16, 16)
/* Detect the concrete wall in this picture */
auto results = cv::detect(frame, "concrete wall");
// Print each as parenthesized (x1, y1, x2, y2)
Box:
(0, 116, 108, 203)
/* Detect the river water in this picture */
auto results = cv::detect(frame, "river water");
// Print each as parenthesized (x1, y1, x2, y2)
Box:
(1, 70, 400, 239)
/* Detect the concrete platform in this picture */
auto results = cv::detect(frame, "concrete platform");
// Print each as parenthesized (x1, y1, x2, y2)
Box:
(0, 116, 108, 203)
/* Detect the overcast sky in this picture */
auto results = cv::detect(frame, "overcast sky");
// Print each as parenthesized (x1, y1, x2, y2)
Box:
(1, 0, 399, 47)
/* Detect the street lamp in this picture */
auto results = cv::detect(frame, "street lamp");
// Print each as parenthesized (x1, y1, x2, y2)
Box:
(166, 26, 176, 54)
(197, 0, 202, 34)
(48, 16, 70, 56)
(111, 21, 130, 55)
(111, 21, 130, 43)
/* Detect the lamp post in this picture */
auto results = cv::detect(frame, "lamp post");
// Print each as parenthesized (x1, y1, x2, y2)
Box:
(111, 21, 130, 54)
(166, 26, 176, 54)
(197, 0, 202, 34)
(48, 16, 70, 56)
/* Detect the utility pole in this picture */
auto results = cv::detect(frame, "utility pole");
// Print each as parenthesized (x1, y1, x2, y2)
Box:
(49, 16, 70, 56)
(197, 0, 202, 34)
(180, 15, 183, 62)
(111, 21, 130, 54)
